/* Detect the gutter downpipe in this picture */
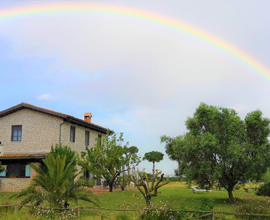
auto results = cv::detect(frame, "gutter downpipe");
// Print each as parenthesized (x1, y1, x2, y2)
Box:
(59, 119, 69, 145)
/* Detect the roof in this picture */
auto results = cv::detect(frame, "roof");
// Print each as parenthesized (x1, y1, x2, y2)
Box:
(0, 102, 111, 134)
(0, 153, 48, 159)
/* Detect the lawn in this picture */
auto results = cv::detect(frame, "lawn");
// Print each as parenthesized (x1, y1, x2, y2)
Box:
(0, 182, 267, 219)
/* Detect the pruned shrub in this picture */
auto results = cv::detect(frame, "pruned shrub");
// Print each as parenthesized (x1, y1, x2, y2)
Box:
(256, 182, 270, 196)
(234, 184, 241, 190)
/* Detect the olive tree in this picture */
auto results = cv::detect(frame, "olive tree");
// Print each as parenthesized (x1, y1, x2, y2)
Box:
(130, 169, 169, 207)
(180, 103, 270, 200)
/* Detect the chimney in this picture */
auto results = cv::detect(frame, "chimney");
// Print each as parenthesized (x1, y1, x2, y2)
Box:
(84, 113, 92, 123)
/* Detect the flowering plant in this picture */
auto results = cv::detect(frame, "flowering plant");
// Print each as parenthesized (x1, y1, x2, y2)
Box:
(224, 192, 270, 220)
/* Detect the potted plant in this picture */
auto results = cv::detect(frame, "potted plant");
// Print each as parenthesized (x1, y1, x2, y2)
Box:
(10, 174, 17, 178)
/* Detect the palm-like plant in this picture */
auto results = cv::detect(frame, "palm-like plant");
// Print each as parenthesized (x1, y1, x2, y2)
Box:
(10, 153, 99, 208)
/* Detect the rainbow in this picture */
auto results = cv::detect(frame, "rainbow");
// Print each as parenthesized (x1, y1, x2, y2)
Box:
(0, 2, 269, 80)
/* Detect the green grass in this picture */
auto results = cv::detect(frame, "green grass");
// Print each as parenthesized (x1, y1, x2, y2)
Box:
(0, 182, 267, 219)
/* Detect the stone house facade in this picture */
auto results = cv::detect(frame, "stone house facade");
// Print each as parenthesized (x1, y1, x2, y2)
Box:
(0, 102, 109, 192)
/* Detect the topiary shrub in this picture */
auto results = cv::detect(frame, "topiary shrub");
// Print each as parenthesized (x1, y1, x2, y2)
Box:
(256, 182, 270, 196)
(234, 184, 241, 190)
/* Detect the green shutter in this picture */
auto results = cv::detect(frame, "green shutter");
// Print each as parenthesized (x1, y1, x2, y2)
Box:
(25, 165, 31, 177)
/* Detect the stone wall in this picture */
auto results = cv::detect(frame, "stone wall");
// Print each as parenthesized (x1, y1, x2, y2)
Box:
(0, 107, 107, 191)
(0, 178, 31, 192)
(0, 109, 62, 153)
(0, 108, 106, 153)
(60, 122, 105, 154)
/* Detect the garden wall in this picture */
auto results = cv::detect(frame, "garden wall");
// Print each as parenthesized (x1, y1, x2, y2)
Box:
(0, 178, 30, 192)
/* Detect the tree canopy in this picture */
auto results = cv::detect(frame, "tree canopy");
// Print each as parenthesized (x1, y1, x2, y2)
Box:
(143, 151, 164, 176)
(79, 131, 140, 192)
(160, 135, 186, 177)
(40, 144, 76, 174)
(177, 103, 270, 200)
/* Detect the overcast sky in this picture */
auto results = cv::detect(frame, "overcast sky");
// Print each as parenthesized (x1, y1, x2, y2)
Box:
(1, 1, 270, 175)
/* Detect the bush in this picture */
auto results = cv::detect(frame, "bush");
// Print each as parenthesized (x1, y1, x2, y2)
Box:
(168, 177, 186, 182)
(139, 209, 180, 220)
(256, 182, 270, 196)
(115, 212, 130, 220)
(234, 184, 241, 190)
(192, 197, 214, 219)
(179, 197, 214, 220)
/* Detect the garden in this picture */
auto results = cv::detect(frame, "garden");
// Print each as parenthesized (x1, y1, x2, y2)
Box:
(1, 103, 270, 219)
(1, 181, 270, 219)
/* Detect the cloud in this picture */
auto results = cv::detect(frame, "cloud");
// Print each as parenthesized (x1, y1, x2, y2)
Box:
(1, 2, 270, 175)
(229, 104, 248, 114)
(37, 94, 51, 100)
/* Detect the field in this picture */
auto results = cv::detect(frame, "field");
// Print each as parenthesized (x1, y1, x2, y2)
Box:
(0, 182, 266, 219)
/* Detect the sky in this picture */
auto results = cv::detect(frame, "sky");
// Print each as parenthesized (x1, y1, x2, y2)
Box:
(1, 1, 270, 176)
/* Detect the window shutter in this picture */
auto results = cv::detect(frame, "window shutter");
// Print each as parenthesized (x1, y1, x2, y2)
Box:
(25, 165, 31, 177)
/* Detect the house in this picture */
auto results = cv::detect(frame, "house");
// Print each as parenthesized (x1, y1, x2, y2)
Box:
(0, 102, 109, 192)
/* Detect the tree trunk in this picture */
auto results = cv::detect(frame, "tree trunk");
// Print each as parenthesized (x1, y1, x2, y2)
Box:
(109, 181, 114, 192)
(153, 162, 155, 178)
(145, 196, 152, 208)
(227, 187, 234, 200)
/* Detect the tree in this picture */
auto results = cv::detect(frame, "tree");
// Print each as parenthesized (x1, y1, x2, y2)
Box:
(79, 131, 140, 192)
(143, 151, 164, 177)
(259, 168, 270, 183)
(125, 146, 139, 175)
(117, 175, 130, 191)
(40, 144, 76, 174)
(10, 153, 98, 208)
(182, 103, 270, 200)
(160, 135, 186, 179)
(121, 146, 140, 190)
(130, 169, 169, 207)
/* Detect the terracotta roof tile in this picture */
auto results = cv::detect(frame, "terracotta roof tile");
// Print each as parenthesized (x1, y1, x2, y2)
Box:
(0, 153, 48, 159)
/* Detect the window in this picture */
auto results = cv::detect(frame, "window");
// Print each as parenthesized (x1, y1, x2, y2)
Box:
(6, 163, 30, 178)
(85, 131, 90, 146)
(11, 125, 22, 141)
(98, 134, 102, 146)
(0, 165, 7, 177)
(84, 170, 90, 179)
(70, 126, 76, 142)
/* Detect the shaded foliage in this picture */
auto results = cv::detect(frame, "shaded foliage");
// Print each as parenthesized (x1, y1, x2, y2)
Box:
(0, 162, 4, 174)
(256, 182, 270, 196)
(10, 154, 99, 209)
(40, 144, 76, 174)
